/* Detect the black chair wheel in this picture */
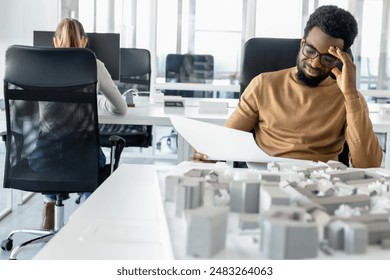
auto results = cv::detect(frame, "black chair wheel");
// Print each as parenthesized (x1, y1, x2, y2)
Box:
(1, 239, 13, 251)
(75, 193, 83, 204)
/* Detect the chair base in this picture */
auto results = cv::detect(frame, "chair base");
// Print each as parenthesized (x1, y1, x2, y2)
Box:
(1, 229, 54, 260)
(1, 200, 64, 260)
(156, 128, 178, 150)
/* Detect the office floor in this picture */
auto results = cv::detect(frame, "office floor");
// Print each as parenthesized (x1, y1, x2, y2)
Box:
(0, 126, 177, 260)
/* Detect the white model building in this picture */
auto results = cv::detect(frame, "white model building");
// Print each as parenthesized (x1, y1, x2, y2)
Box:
(259, 185, 290, 214)
(343, 222, 368, 254)
(186, 206, 229, 257)
(175, 178, 204, 217)
(229, 181, 261, 213)
(260, 206, 318, 259)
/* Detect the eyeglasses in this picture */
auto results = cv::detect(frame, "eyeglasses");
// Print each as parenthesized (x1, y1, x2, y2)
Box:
(301, 41, 339, 68)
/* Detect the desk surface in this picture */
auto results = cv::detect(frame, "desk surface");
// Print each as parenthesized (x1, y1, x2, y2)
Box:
(34, 164, 175, 260)
(99, 96, 384, 125)
(98, 97, 236, 126)
(362, 90, 390, 98)
(34, 163, 390, 260)
(154, 78, 240, 93)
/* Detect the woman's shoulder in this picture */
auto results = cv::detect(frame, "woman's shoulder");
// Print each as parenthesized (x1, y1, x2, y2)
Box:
(96, 58, 105, 68)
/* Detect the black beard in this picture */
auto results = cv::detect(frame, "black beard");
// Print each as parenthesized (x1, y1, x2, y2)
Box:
(296, 68, 327, 87)
(296, 55, 329, 87)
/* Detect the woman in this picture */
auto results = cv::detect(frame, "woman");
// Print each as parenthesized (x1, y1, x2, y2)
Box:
(53, 18, 127, 115)
(37, 18, 127, 230)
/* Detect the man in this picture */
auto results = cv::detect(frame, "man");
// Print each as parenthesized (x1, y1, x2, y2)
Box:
(194, 5, 382, 168)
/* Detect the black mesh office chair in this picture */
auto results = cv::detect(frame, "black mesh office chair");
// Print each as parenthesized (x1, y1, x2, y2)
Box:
(0, 45, 124, 259)
(99, 48, 153, 148)
(237, 37, 349, 167)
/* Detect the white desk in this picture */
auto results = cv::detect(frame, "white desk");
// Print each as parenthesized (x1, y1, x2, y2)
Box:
(98, 97, 237, 163)
(98, 96, 238, 126)
(367, 103, 390, 167)
(34, 163, 390, 260)
(362, 89, 390, 99)
(34, 164, 175, 260)
(154, 78, 240, 94)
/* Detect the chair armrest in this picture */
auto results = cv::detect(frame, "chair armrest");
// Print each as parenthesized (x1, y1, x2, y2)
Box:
(0, 131, 7, 142)
(108, 135, 126, 172)
(0, 131, 24, 165)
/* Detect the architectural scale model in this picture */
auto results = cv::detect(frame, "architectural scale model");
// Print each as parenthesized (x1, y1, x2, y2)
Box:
(163, 160, 390, 259)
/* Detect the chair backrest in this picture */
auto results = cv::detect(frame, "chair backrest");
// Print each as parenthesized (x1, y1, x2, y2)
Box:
(165, 54, 184, 80)
(119, 48, 151, 91)
(240, 37, 301, 95)
(165, 53, 214, 97)
(3, 45, 100, 193)
(106, 48, 152, 148)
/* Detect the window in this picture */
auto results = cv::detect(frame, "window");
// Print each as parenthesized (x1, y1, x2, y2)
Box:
(156, 0, 244, 80)
(156, 0, 179, 77)
(67, 0, 390, 92)
(360, 0, 383, 90)
(255, 0, 302, 38)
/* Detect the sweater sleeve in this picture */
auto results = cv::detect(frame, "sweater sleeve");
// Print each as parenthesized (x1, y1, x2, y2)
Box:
(96, 59, 127, 116)
(345, 93, 383, 168)
(225, 77, 259, 131)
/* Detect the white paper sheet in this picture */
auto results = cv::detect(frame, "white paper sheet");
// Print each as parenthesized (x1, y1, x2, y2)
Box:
(170, 116, 302, 163)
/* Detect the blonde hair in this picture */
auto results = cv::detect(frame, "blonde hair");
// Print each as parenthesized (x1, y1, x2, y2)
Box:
(54, 18, 87, 48)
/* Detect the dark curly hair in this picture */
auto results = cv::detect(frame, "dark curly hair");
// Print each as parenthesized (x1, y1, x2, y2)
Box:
(303, 5, 358, 51)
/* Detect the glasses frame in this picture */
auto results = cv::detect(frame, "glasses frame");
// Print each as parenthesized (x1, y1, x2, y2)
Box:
(301, 40, 340, 68)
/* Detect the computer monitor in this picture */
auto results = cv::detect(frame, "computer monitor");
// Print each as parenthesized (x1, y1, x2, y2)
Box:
(33, 31, 120, 80)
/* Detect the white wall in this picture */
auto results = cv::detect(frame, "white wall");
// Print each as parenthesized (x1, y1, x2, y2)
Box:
(0, 0, 60, 97)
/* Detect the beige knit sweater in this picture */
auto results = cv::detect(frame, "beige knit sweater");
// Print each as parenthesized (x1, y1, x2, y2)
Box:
(225, 67, 382, 168)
